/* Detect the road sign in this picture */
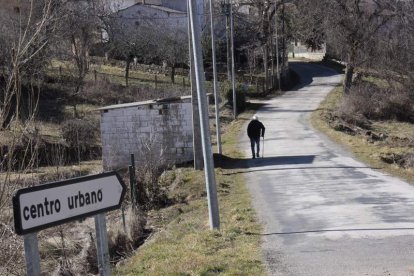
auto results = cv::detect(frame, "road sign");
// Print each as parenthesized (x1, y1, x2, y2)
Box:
(13, 171, 126, 235)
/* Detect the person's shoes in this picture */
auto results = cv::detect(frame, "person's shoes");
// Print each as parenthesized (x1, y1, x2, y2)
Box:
(256, 153, 260, 158)
(252, 154, 255, 159)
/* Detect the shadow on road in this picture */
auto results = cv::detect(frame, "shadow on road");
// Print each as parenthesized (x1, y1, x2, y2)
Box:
(244, 227, 414, 236)
(289, 62, 342, 91)
(214, 154, 376, 175)
(214, 154, 316, 170)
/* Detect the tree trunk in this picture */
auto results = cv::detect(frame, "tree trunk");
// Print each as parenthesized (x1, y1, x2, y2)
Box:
(263, 45, 269, 92)
(270, 37, 275, 88)
(125, 58, 130, 87)
(344, 63, 354, 94)
(226, 16, 232, 81)
(171, 64, 176, 84)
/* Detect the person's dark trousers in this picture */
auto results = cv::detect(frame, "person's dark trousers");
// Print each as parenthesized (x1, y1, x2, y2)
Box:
(250, 137, 261, 158)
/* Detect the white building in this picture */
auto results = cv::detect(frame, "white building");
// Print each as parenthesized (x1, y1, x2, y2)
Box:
(99, 96, 194, 170)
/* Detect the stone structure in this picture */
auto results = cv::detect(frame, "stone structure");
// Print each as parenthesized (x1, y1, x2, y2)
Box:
(99, 96, 193, 170)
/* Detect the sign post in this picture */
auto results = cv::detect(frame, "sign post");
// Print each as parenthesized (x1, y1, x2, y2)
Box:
(13, 171, 126, 275)
(23, 233, 41, 276)
(95, 213, 111, 276)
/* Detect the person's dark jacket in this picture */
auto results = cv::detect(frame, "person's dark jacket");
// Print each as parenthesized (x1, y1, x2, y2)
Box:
(247, 120, 265, 139)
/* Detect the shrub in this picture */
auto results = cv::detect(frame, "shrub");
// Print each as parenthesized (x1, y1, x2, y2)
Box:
(225, 86, 247, 113)
(335, 82, 414, 127)
(135, 139, 170, 210)
(61, 119, 99, 147)
(82, 78, 189, 106)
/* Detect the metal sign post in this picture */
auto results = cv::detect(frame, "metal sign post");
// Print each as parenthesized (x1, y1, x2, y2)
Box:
(24, 233, 41, 276)
(95, 213, 111, 276)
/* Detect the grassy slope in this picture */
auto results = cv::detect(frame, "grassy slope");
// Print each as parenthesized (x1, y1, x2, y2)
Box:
(311, 85, 414, 183)
(116, 105, 265, 275)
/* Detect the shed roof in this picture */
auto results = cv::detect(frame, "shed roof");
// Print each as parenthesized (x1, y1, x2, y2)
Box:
(98, 95, 192, 111)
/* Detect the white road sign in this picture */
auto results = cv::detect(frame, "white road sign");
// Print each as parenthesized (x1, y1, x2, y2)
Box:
(13, 172, 125, 235)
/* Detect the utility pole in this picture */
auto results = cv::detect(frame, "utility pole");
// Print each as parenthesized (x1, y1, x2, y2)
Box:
(187, 0, 203, 170)
(208, 0, 222, 154)
(281, 0, 287, 79)
(222, 0, 232, 81)
(274, 1, 281, 90)
(230, 1, 237, 119)
(188, 0, 220, 230)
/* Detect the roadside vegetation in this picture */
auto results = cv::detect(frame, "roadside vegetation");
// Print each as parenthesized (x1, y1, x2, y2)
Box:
(2, 0, 414, 274)
(116, 105, 265, 275)
(295, 0, 414, 183)
(311, 65, 414, 183)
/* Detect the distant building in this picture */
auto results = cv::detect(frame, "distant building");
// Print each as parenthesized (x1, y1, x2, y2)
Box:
(106, 0, 187, 13)
(102, 0, 191, 45)
(103, 0, 205, 32)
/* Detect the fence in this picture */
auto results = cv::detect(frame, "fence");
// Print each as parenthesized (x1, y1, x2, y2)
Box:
(54, 64, 279, 96)
(93, 69, 190, 90)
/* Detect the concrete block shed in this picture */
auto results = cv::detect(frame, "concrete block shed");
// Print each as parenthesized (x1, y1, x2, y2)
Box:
(99, 96, 193, 170)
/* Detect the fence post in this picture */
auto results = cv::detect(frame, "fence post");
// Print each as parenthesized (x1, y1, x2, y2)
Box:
(155, 75, 158, 89)
(183, 77, 185, 88)
(128, 165, 136, 206)
(121, 206, 127, 233)
(130, 154, 137, 204)
(94, 70, 97, 82)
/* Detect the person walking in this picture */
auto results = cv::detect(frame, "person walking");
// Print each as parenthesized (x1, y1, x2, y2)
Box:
(247, 115, 265, 159)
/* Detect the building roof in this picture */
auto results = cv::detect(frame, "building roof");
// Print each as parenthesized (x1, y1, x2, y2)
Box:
(111, 0, 186, 14)
(98, 95, 192, 111)
(148, 5, 186, 14)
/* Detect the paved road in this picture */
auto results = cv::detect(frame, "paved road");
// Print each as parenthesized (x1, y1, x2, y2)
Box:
(241, 62, 414, 276)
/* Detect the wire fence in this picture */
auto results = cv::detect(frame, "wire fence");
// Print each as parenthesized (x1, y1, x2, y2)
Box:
(52, 64, 277, 96)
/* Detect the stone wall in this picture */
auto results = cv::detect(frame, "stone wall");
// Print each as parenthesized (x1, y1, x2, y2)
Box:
(100, 97, 193, 170)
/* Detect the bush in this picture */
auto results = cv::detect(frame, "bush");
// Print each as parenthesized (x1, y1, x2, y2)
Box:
(225, 86, 247, 113)
(61, 119, 99, 147)
(82, 78, 189, 106)
(335, 82, 414, 127)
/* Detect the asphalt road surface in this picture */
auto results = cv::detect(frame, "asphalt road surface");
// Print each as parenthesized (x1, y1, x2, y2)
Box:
(241, 62, 414, 276)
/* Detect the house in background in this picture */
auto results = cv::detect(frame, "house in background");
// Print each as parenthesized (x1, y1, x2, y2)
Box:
(103, 0, 205, 31)
(106, 0, 187, 13)
(102, 0, 192, 46)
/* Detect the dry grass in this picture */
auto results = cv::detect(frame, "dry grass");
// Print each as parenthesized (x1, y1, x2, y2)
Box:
(311, 85, 414, 183)
(115, 104, 265, 275)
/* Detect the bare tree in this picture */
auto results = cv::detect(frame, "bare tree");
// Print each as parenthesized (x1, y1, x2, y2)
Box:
(294, 0, 397, 93)
(102, 11, 156, 86)
(155, 22, 188, 84)
(56, 0, 102, 116)
(242, 0, 294, 89)
(0, 0, 61, 129)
